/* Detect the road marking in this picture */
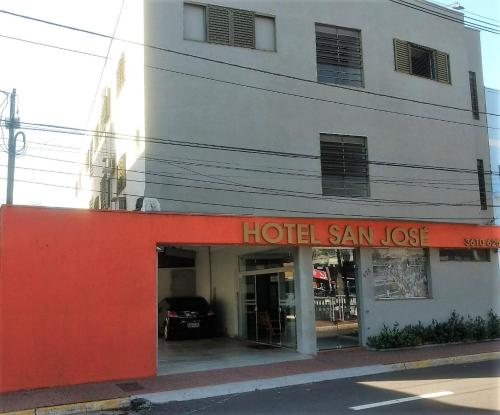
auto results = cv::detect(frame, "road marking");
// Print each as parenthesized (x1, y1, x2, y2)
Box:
(349, 391, 454, 411)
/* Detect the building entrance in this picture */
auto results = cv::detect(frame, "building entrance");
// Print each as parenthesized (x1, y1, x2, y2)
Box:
(238, 250, 297, 349)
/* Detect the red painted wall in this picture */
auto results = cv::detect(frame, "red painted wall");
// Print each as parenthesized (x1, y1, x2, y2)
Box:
(1, 205, 499, 392)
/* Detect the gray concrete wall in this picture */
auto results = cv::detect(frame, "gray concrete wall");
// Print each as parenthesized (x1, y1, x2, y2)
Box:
(358, 247, 500, 345)
(143, 0, 491, 223)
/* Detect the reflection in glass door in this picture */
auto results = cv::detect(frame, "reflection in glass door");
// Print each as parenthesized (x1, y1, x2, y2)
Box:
(238, 275, 256, 341)
(313, 248, 360, 350)
(238, 250, 297, 349)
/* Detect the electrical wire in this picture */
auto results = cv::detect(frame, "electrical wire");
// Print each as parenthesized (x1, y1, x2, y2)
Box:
(24, 139, 487, 184)
(420, 0, 500, 27)
(14, 120, 500, 176)
(1, 175, 495, 222)
(2, 31, 499, 135)
(85, 0, 125, 126)
(389, 0, 500, 34)
(14, 153, 492, 208)
(0, 9, 499, 118)
(428, 0, 500, 24)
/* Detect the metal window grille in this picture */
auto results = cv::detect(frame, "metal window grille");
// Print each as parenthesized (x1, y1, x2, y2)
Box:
(320, 134, 369, 197)
(469, 71, 480, 120)
(410, 45, 434, 79)
(477, 159, 487, 210)
(316, 24, 363, 87)
(206, 4, 255, 48)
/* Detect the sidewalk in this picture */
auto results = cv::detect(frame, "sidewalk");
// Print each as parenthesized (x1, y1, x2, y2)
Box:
(1, 340, 499, 414)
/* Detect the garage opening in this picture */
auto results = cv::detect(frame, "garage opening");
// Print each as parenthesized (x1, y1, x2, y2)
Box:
(313, 247, 360, 350)
(156, 245, 307, 375)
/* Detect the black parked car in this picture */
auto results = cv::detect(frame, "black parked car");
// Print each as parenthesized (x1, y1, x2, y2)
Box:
(158, 296, 215, 340)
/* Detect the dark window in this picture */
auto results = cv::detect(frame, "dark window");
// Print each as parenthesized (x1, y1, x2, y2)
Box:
(469, 71, 480, 120)
(320, 134, 369, 197)
(117, 197, 127, 210)
(93, 195, 100, 210)
(316, 24, 363, 87)
(394, 39, 450, 84)
(100, 177, 111, 209)
(117, 154, 126, 195)
(439, 248, 490, 262)
(477, 159, 487, 210)
(410, 45, 433, 79)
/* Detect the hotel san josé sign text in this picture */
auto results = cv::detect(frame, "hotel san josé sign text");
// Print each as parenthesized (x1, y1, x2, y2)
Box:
(242, 221, 430, 247)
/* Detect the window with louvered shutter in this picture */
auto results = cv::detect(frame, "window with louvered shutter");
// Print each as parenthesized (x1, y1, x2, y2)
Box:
(433, 50, 450, 84)
(320, 134, 369, 197)
(469, 71, 480, 120)
(232, 9, 255, 48)
(316, 24, 363, 87)
(116, 53, 125, 96)
(206, 4, 255, 48)
(394, 38, 450, 84)
(206, 5, 230, 45)
(394, 39, 410, 74)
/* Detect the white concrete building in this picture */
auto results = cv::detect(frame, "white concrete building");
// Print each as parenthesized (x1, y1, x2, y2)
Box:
(76, 0, 499, 356)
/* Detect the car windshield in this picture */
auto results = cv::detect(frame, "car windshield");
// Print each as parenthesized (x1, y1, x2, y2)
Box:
(168, 297, 209, 311)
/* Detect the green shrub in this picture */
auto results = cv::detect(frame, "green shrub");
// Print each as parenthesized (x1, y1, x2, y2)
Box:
(368, 310, 500, 350)
(486, 309, 500, 339)
(473, 316, 487, 341)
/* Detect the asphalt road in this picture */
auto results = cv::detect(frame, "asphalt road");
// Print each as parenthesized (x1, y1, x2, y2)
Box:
(145, 359, 500, 414)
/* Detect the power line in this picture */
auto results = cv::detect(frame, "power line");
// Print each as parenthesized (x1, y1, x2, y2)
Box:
(1, 33, 500, 138)
(23, 140, 494, 196)
(1, 9, 499, 118)
(24, 139, 493, 196)
(423, 0, 500, 27)
(15, 120, 500, 176)
(15, 154, 491, 208)
(24, 138, 486, 184)
(2, 32, 499, 133)
(2, 175, 495, 222)
(85, 0, 125, 126)
(390, 0, 500, 34)
(430, 0, 500, 24)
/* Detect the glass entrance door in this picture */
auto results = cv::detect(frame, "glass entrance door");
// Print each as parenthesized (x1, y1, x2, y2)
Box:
(238, 249, 297, 349)
(256, 273, 281, 345)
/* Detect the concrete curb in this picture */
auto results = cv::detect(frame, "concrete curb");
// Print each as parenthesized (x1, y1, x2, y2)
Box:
(3, 351, 499, 414)
(0, 398, 130, 415)
(133, 351, 500, 404)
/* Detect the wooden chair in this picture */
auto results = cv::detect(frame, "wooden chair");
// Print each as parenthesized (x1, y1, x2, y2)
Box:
(257, 311, 281, 344)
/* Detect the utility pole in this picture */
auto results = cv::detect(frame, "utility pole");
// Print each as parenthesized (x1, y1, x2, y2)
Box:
(6, 88, 17, 204)
(4, 89, 25, 205)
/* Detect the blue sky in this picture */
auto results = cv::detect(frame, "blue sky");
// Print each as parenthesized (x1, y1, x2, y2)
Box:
(430, 0, 500, 90)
